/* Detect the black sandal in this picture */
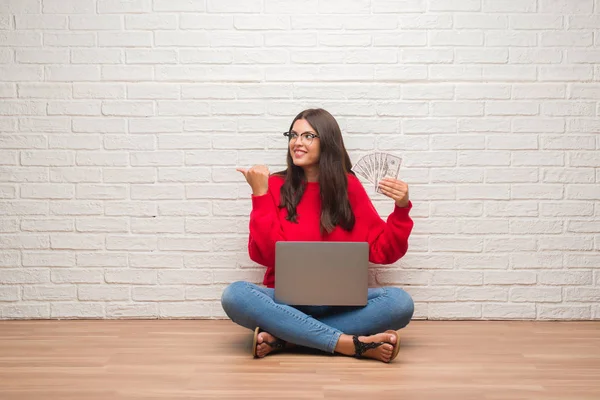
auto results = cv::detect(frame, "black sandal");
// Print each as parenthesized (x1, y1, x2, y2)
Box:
(252, 327, 287, 358)
(352, 330, 401, 362)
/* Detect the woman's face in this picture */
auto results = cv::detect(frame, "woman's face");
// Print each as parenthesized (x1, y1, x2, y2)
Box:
(289, 118, 320, 169)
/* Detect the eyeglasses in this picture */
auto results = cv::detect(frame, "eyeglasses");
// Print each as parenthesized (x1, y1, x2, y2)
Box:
(283, 131, 320, 146)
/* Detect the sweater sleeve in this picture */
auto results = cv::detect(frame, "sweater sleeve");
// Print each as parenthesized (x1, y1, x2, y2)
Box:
(351, 177, 414, 265)
(247, 187, 285, 268)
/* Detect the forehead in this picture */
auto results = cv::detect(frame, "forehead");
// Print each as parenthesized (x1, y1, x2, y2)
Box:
(291, 118, 315, 133)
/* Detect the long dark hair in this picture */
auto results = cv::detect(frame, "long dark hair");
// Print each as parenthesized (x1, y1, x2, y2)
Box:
(275, 108, 355, 236)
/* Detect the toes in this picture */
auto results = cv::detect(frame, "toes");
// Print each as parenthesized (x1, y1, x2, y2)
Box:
(387, 334, 396, 344)
(257, 333, 264, 344)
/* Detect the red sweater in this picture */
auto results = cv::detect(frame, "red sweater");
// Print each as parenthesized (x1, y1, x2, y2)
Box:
(248, 173, 414, 288)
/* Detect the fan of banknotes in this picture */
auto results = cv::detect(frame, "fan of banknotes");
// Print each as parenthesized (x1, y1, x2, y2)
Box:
(352, 152, 402, 194)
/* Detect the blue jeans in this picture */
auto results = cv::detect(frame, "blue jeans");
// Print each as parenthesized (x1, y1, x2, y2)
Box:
(221, 281, 414, 354)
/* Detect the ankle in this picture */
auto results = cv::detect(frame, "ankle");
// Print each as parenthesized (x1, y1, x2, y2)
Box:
(333, 334, 355, 356)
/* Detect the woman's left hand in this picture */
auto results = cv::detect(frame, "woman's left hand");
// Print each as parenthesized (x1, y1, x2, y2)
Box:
(378, 178, 410, 208)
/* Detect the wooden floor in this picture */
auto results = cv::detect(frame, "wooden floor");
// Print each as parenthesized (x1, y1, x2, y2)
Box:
(0, 320, 599, 400)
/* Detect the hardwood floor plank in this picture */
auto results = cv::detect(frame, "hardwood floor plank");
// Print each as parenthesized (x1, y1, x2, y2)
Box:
(0, 320, 598, 399)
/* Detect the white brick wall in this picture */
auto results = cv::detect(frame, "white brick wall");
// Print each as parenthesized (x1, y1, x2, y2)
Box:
(0, 0, 599, 321)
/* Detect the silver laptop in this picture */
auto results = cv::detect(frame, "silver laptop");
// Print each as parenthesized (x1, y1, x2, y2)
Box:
(274, 241, 369, 306)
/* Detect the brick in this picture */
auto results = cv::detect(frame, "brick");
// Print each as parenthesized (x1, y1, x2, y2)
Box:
(44, 33, 96, 47)
(457, 287, 508, 301)
(429, 303, 482, 320)
(483, 304, 536, 320)
(456, 255, 508, 269)
(131, 185, 185, 200)
(180, 49, 233, 64)
(0, 66, 43, 82)
(99, 32, 152, 47)
(70, 15, 122, 30)
(129, 254, 183, 268)
(542, 168, 594, 183)
(22, 251, 74, 267)
(76, 217, 128, 232)
(566, 185, 600, 200)
(186, 285, 227, 301)
(510, 220, 563, 235)
(486, 237, 537, 252)
(487, 32, 537, 47)
(43, 0, 95, 13)
(130, 217, 184, 234)
(98, 0, 151, 13)
(50, 168, 102, 183)
(21, 151, 74, 167)
(484, 271, 536, 285)
(511, 253, 563, 269)
(127, 14, 177, 30)
(429, 31, 483, 46)
(50, 201, 103, 216)
(430, 66, 483, 81)
(73, 84, 125, 99)
(159, 302, 212, 318)
(2, 305, 49, 319)
(105, 201, 157, 217)
(0, 251, 19, 267)
(569, 152, 600, 167)
(45, 65, 100, 82)
(155, 0, 205, 11)
(538, 305, 591, 320)
(483, 0, 536, 12)
(510, 49, 562, 64)
(0, 200, 48, 216)
(72, 49, 122, 64)
(21, 184, 73, 199)
(0, 0, 40, 13)
(16, 15, 67, 29)
(539, 271, 593, 286)
(483, 66, 537, 81)
(16, 48, 69, 64)
(563, 288, 600, 302)
(565, 254, 600, 269)
(50, 234, 104, 250)
(0, 218, 18, 233)
(455, 14, 507, 29)
(541, 202, 593, 217)
(133, 287, 184, 301)
(102, 66, 154, 82)
(104, 135, 155, 150)
(21, 218, 73, 232)
(539, 236, 594, 251)
(79, 285, 129, 301)
(568, 119, 600, 133)
(0, 101, 45, 116)
(158, 237, 211, 252)
(567, 220, 600, 233)
(106, 304, 158, 319)
(0, 32, 42, 47)
(76, 152, 128, 166)
(78, 253, 127, 268)
(0, 269, 49, 284)
(511, 184, 564, 200)
(0, 185, 16, 199)
(459, 220, 508, 234)
(539, 66, 593, 82)
(540, 0, 593, 13)
(106, 235, 157, 251)
(48, 101, 101, 116)
(155, 31, 208, 47)
(0, 286, 19, 302)
(158, 270, 211, 285)
(568, 15, 600, 29)
(49, 135, 102, 150)
(51, 303, 104, 319)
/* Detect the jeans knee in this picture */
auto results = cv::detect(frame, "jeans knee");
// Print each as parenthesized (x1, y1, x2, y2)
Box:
(385, 287, 414, 329)
(220, 281, 248, 319)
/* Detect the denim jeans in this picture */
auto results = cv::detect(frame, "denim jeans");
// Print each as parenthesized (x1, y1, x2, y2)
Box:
(221, 281, 414, 354)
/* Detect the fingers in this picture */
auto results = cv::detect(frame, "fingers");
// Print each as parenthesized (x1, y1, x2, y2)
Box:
(236, 168, 248, 177)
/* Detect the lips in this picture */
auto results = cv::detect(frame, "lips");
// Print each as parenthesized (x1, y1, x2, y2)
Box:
(294, 149, 306, 158)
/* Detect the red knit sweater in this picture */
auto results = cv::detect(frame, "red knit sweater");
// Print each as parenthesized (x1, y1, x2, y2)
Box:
(248, 173, 414, 288)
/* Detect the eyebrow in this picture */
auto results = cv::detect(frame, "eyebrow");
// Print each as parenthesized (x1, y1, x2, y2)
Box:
(290, 130, 317, 135)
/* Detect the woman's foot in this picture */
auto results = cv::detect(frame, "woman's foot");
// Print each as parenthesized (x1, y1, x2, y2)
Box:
(335, 331, 398, 363)
(255, 331, 293, 358)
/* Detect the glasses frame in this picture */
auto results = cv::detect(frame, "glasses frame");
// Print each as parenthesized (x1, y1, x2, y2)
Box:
(283, 131, 320, 146)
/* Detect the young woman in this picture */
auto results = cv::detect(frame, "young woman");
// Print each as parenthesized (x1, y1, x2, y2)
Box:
(221, 108, 414, 363)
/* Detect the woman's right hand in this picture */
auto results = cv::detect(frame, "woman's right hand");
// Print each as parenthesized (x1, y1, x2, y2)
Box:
(236, 165, 270, 196)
